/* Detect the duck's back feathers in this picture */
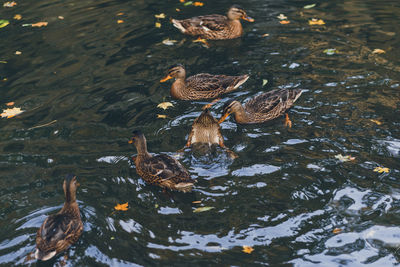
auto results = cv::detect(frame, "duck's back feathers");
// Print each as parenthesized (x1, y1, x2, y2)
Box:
(172, 15, 230, 39)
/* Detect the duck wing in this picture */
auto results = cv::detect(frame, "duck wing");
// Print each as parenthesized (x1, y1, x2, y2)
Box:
(178, 15, 229, 34)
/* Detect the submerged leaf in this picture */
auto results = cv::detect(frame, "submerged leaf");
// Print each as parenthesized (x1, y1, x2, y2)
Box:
(309, 18, 325, 25)
(1, 107, 24, 118)
(0, 20, 10, 28)
(114, 202, 129, 211)
(157, 102, 174, 110)
(335, 154, 355, 162)
(242, 246, 254, 254)
(193, 206, 214, 213)
(303, 4, 316, 9)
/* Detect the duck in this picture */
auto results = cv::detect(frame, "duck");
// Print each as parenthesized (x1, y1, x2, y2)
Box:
(183, 108, 237, 158)
(35, 174, 83, 261)
(129, 130, 195, 192)
(171, 5, 254, 40)
(160, 64, 249, 100)
(218, 89, 303, 125)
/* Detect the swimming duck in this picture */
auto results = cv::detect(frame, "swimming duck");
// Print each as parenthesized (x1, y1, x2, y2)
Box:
(35, 175, 83, 261)
(160, 64, 249, 100)
(171, 5, 254, 40)
(218, 89, 303, 125)
(184, 109, 237, 158)
(129, 130, 195, 192)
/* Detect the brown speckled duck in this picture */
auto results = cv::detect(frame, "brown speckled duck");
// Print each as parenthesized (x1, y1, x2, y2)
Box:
(35, 175, 83, 261)
(129, 130, 195, 192)
(218, 89, 303, 126)
(160, 64, 249, 100)
(172, 5, 254, 40)
(184, 109, 237, 158)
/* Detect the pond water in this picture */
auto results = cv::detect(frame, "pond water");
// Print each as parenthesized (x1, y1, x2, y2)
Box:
(0, 0, 400, 266)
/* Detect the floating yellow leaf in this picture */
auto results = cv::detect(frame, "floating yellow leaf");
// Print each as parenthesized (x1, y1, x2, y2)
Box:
(58, 16, 64, 20)
(15, 51, 21, 55)
(31, 22, 48, 27)
(304, 4, 316, 9)
(193, 38, 209, 47)
(277, 14, 287, 20)
(155, 13, 166, 19)
(193, 2, 204, 6)
(372, 49, 385, 54)
(242, 246, 254, 254)
(262, 33, 269, 37)
(1, 107, 24, 118)
(3, 1, 17, 7)
(157, 114, 167, 119)
(279, 20, 290, 24)
(192, 200, 202, 204)
(0, 20, 9, 28)
(193, 206, 214, 213)
(176, 8, 181, 12)
(117, 19, 124, 24)
(6, 102, 14, 106)
(370, 119, 382, 125)
(374, 167, 389, 173)
(157, 102, 174, 110)
(333, 228, 342, 234)
(155, 22, 161, 28)
(335, 154, 355, 162)
(13, 14, 22, 20)
(162, 38, 178, 46)
(309, 18, 325, 25)
(117, 12, 124, 16)
(114, 202, 128, 211)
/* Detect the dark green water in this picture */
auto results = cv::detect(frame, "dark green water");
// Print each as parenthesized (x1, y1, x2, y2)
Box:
(1, 0, 400, 265)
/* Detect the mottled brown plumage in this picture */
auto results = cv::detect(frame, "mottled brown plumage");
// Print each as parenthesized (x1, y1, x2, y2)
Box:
(35, 175, 83, 261)
(219, 89, 303, 124)
(172, 5, 254, 40)
(129, 130, 195, 192)
(160, 64, 249, 100)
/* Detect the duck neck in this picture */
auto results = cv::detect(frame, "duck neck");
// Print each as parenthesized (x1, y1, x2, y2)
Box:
(171, 78, 186, 99)
(228, 20, 243, 37)
(232, 105, 250, 123)
(135, 139, 151, 158)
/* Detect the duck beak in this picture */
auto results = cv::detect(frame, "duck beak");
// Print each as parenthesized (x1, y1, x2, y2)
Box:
(218, 112, 230, 124)
(160, 75, 173, 83)
(242, 15, 254, 22)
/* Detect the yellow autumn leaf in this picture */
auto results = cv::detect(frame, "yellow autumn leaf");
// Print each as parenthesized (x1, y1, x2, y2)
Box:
(157, 114, 167, 119)
(333, 228, 342, 234)
(15, 51, 21, 55)
(372, 49, 385, 54)
(370, 119, 382, 125)
(155, 22, 161, 28)
(277, 14, 287, 20)
(117, 19, 124, 24)
(279, 20, 290, 24)
(155, 13, 166, 19)
(162, 38, 178, 46)
(3, 1, 17, 7)
(335, 154, 355, 162)
(117, 12, 124, 16)
(373, 167, 389, 173)
(242, 246, 254, 254)
(114, 202, 128, 211)
(179, 0, 185, 2)
(262, 33, 269, 37)
(1, 107, 24, 118)
(157, 102, 174, 110)
(6, 102, 14, 106)
(193, 2, 204, 6)
(192, 200, 202, 204)
(31, 22, 48, 27)
(58, 16, 64, 20)
(13, 14, 22, 20)
(309, 18, 325, 25)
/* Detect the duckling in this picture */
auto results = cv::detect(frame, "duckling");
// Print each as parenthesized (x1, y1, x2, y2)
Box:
(160, 64, 249, 100)
(35, 175, 83, 261)
(219, 89, 303, 125)
(183, 109, 237, 158)
(129, 130, 195, 192)
(172, 5, 254, 40)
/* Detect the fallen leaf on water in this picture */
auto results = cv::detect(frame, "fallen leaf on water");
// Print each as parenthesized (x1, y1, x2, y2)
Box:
(13, 14, 22, 20)
(193, 38, 209, 47)
(31, 22, 48, 27)
(117, 12, 124, 16)
(309, 18, 325, 25)
(155, 22, 161, 28)
(162, 38, 177, 46)
(0, 60, 7, 63)
(193, 2, 204, 6)
(335, 154, 355, 162)
(114, 202, 128, 211)
(370, 119, 382, 125)
(242, 246, 254, 254)
(176, 8, 181, 12)
(110, 236, 115, 240)
(117, 19, 124, 24)
(277, 14, 287, 20)
(157, 102, 174, 110)
(184, 1, 193, 6)
(279, 20, 290, 24)
(58, 16, 64, 20)
(179, 0, 185, 2)
(192, 200, 202, 204)
(157, 114, 167, 119)
(304, 3, 316, 9)
(15, 50, 21, 55)
(333, 228, 342, 234)
(374, 167, 389, 173)
(193, 206, 214, 213)
(262, 79, 268, 86)
(6, 102, 14, 106)
(3, 1, 17, 7)
(372, 49, 385, 54)
(1, 107, 24, 118)
(323, 48, 338, 55)
(0, 20, 10, 28)
(262, 33, 269, 37)
(155, 13, 166, 19)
